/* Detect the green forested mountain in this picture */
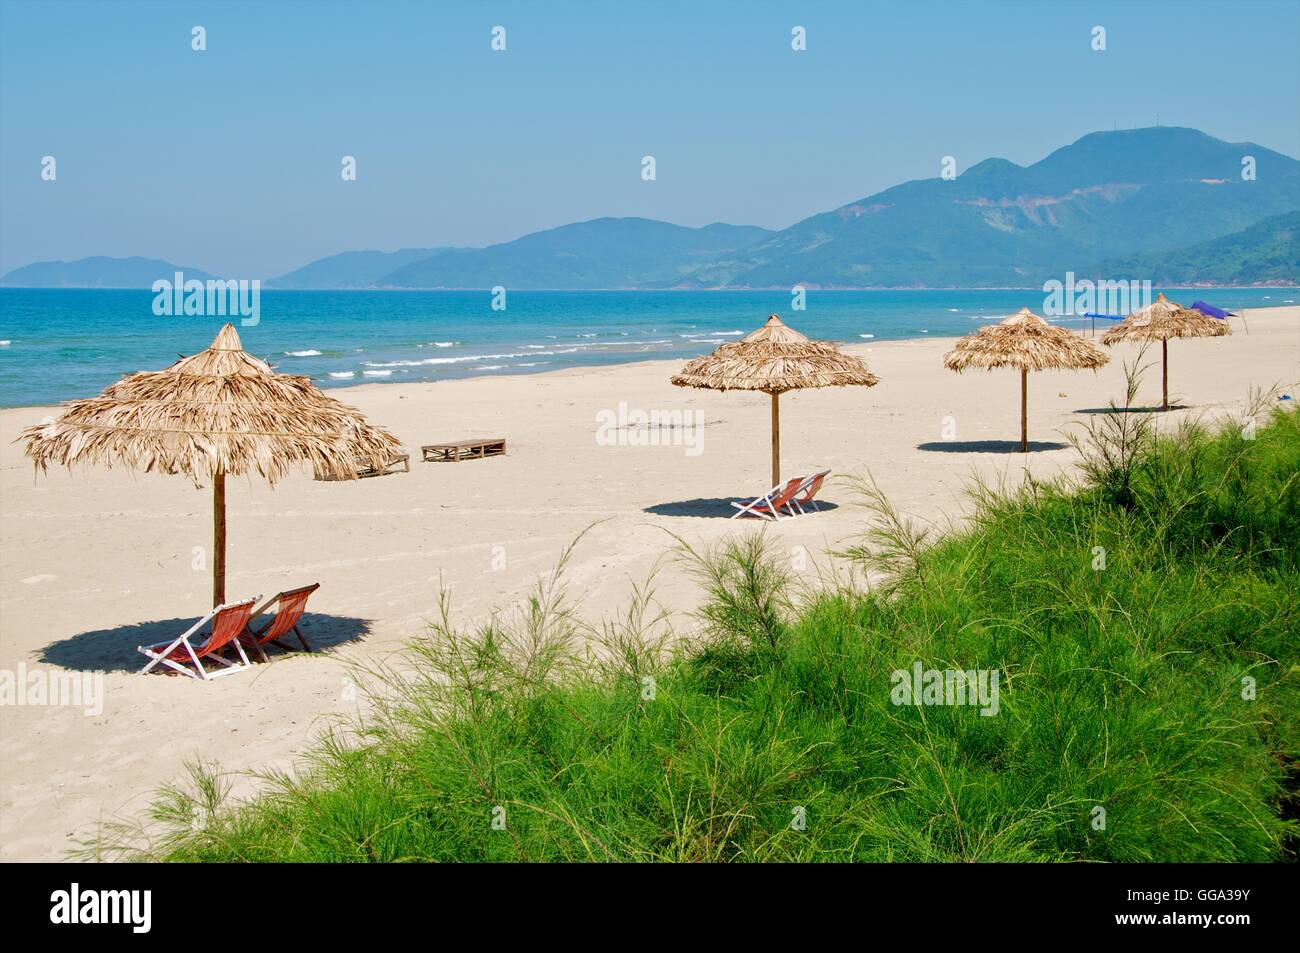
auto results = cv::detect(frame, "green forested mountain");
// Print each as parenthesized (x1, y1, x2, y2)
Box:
(1087, 211, 1299, 285)
(681, 128, 1300, 288)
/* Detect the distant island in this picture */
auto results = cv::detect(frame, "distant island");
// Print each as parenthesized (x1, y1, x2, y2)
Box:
(4, 127, 1298, 291)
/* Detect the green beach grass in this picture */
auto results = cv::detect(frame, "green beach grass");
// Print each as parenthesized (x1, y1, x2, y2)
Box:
(86, 387, 1299, 862)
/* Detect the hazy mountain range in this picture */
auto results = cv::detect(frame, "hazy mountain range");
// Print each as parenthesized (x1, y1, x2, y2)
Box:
(679, 127, 1299, 288)
(4, 127, 1298, 290)
(374, 220, 774, 290)
(0, 256, 218, 289)
(268, 248, 451, 289)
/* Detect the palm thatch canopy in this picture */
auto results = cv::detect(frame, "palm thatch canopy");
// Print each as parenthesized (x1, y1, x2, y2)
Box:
(943, 308, 1108, 373)
(21, 323, 401, 484)
(1100, 292, 1230, 346)
(1100, 293, 1230, 411)
(943, 308, 1108, 452)
(671, 314, 879, 486)
(21, 324, 403, 605)
(671, 314, 880, 394)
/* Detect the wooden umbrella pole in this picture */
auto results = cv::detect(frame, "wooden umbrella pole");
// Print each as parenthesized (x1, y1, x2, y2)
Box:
(1162, 337, 1169, 411)
(213, 468, 226, 607)
(770, 391, 781, 487)
(1020, 367, 1028, 453)
(771, 391, 781, 487)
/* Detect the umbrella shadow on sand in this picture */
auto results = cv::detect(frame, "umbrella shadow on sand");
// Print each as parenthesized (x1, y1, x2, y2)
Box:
(917, 440, 1068, 454)
(38, 611, 374, 673)
(1073, 405, 1187, 415)
(645, 497, 841, 519)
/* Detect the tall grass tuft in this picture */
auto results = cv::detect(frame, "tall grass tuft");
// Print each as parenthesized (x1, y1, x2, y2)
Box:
(1065, 349, 1156, 508)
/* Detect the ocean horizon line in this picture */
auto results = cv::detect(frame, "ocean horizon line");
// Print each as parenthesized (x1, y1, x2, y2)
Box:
(1, 287, 1293, 408)
(6, 283, 1300, 293)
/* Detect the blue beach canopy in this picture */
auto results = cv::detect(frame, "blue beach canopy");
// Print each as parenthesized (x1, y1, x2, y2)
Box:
(1190, 300, 1235, 319)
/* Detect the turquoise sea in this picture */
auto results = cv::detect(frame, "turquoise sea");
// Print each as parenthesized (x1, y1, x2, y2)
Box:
(0, 287, 1293, 407)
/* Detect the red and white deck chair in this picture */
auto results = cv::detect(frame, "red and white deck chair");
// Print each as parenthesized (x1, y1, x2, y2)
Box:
(239, 583, 321, 660)
(730, 476, 806, 521)
(788, 469, 832, 514)
(137, 596, 260, 680)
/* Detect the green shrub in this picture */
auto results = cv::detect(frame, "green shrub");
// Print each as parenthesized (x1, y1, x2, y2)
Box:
(85, 404, 1299, 862)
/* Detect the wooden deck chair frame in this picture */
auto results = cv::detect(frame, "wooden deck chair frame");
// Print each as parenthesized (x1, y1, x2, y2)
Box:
(241, 583, 321, 660)
(788, 469, 832, 515)
(357, 454, 410, 479)
(730, 476, 805, 521)
(138, 596, 260, 681)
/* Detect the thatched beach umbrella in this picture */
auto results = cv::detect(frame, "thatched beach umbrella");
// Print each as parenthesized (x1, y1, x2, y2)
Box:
(1100, 292, 1229, 411)
(20, 324, 402, 607)
(943, 308, 1108, 452)
(671, 314, 879, 486)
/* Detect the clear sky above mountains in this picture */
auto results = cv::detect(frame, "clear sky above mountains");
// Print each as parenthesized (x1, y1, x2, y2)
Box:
(2, 0, 1297, 277)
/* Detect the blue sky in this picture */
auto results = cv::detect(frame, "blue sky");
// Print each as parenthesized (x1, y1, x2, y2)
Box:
(2, 0, 1297, 276)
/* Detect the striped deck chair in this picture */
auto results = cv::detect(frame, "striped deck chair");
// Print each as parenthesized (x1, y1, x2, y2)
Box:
(730, 476, 806, 521)
(241, 583, 321, 660)
(789, 469, 832, 514)
(138, 597, 259, 680)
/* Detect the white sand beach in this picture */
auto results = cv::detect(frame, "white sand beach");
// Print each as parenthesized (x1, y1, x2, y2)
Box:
(0, 307, 1296, 861)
